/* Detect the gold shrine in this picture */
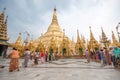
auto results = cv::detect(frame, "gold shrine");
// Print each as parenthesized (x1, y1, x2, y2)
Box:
(87, 27, 100, 51)
(36, 7, 75, 56)
(112, 31, 120, 47)
(75, 30, 85, 56)
(100, 27, 110, 49)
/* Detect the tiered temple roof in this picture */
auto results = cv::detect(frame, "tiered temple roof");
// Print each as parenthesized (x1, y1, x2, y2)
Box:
(0, 8, 9, 45)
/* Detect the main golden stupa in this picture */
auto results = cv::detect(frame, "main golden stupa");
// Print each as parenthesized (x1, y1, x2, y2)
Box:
(35, 7, 75, 55)
(14, 7, 98, 56)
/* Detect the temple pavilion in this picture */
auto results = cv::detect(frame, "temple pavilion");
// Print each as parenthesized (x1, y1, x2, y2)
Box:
(0, 8, 9, 57)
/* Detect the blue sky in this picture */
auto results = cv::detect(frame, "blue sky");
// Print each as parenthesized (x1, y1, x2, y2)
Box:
(0, 0, 120, 43)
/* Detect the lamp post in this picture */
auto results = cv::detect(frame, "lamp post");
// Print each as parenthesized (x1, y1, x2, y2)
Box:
(116, 22, 120, 43)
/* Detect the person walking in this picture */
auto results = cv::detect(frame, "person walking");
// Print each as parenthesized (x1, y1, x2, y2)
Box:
(40, 51, 45, 63)
(9, 48, 19, 72)
(45, 51, 48, 62)
(34, 50, 39, 65)
(109, 47, 115, 66)
(103, 48, 107, 66)
(100, 49, 105, 66)
(85, 49, 90, 63)
(30, 51, 34, 60)
(24, 49, 30, 68)
(105, 48, 111, 65)
(97, 50, 101, 61)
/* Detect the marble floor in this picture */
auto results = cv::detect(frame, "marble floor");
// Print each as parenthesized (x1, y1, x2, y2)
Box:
(0, 59, 120, 80)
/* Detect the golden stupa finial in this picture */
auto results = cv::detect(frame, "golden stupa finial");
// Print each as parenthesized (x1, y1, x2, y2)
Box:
(4, 8, 6, 10)
(77, 29, 80, 42)
(112, 30, 119, 46)
(89, 26, 95, 41)
(77, 29, 79, 36)
(51, 6, 58, 25)
(101, 27, 107, 38)
(89, 26, 91, 29)
(15, 33, 23, 47)
(47, 7, 61, 32)
(19, 32, 21, 35)
(54, 5, 56, 11)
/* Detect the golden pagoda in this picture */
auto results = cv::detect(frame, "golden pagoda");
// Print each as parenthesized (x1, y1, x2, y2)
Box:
(69, 37, 75, 56)
(14, 33, 23, 56)
(0, 8, 9, 57)
(88, 26, 99, 51)
(48, 31, 58, 53)
(100, 27, 110, 49)
(112, 31, 120, 47)
(0, 8, 9, 41)
(28, 39, 35, 52)
(75, 30, 85, 56)
(59, 29, 70, 56)
(81, 35, 86, 54)
(37, 7, 73, 55)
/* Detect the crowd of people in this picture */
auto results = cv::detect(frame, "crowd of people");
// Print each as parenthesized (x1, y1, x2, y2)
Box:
(85, 47, 120, 68)
(8, 46, 120, 72)
(8, 48, 59, 72)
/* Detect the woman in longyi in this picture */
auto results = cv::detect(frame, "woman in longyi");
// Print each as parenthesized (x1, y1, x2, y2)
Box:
(9, 48, 20, 72)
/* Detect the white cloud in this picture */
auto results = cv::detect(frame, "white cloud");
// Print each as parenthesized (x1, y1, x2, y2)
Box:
(1, 0, 120, 43)
(57, 0, 120, 42)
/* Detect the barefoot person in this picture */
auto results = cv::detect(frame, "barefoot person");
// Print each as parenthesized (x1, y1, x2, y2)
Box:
(40, 51, 45, 63)
(24, 49, 30, 68)
(85, 49, 90, 63)
(9, 48, 19, 72)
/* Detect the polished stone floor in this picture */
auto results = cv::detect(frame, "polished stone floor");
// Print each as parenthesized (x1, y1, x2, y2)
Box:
(0, 59, 120, 80)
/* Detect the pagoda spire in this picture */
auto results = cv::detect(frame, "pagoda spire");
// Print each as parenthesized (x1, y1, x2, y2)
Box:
(112, 31, 119, 46)
(89, 26, 99, 50)
(51, 7, 58, 25)
(28, 38, 35, 51)
(14, 33, 24, 56)
(89, 26, 95, 41)
(101, 27, 107, 39)
(77, 29, 81, 42)
(100, 27, 110, 48)
(15, 33, 23, 47)
(47, 7, 61, 32)
(82, 35, 86, 43)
